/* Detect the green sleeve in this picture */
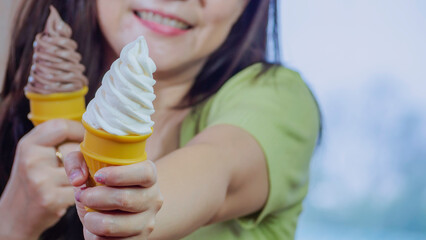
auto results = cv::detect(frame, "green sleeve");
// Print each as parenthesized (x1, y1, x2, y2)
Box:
(204, 65, 320, 228)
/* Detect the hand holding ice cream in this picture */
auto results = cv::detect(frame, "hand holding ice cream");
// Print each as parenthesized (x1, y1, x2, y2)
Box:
(81, 36, 156, 188)
(64, 36, 162, 238)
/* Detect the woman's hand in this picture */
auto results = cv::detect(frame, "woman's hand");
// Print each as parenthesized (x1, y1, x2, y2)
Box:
(0, 119, 84, 240)
(64, 152, 163, 239)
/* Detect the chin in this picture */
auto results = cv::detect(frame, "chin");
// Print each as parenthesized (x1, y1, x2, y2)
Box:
(152, 60, 183, 76)
(110, 32, 148, 56)
(149, 50, 188, 72)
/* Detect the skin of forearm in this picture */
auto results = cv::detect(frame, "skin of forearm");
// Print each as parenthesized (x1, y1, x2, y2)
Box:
(149, 125, 268, 239)
(149, 144, 232, 240)
(0, 181, 39, 240)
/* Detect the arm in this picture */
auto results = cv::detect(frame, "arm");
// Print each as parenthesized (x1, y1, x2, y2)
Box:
(66, 124, 269, 239)
(152, 124, 268, 239)
(66, 68, 320, 240)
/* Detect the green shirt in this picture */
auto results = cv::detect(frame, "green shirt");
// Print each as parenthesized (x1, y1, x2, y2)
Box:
(180, 63, 320, 240)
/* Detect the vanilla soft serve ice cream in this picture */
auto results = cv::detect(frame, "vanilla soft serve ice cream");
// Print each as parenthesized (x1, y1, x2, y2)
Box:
(83, 36, 156, 135)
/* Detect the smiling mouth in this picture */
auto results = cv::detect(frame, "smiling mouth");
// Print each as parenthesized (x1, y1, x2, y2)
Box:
(134, 10, 192, 30)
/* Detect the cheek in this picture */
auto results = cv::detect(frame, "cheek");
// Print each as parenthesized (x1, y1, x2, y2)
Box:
(97, 1, 141, 55)
(205, 1, 244, 24)
(97, 1, 122, 34)
(193, 1, 244, 57)
(147, 1, 245, 72)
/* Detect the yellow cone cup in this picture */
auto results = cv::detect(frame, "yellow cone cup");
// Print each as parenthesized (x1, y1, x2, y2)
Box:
(25, 86, 88, 126)
(80, 120, 152, 187)
(80, 121, 152, 212)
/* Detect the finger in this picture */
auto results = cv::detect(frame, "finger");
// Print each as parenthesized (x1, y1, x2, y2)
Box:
(84, 228, 112, 240)
(83, 228, 144, 240)
(84, 211, 154, 238)
(84, 227, 149, 240)
(27, 119, 84, 146)
(57, 187, 76, 209)
(83, 228, 96, 240)
(32, 146, 60, 167)
(75, 193, 88, 223)
(94, 160, 157, 187)
(45, 187, 75, 215)
(77, 186, 157, 212)
(51, 167, 73, 186)
(57, 142, 81, 159)
(64, 151, 89, 186)
(84, 228, 147, 240)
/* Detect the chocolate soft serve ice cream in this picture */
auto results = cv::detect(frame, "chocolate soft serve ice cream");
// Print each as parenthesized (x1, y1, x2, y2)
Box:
(26, 6, 87, 94)
(25, 6, 88, 126)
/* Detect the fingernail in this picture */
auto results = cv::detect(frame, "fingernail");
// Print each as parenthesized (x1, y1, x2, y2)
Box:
(69, 169, 81, 183)
(75, 187, 87, 202)
(75, 189, 82, 202)
(94, 172, 105, 184)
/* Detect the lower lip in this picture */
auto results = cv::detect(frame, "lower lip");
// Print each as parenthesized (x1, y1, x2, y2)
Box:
(135, 14, 190, 36)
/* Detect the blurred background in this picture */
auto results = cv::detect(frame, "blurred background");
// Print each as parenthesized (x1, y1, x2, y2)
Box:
(279, 0, 426, 239)
(1, 0, 424, 239)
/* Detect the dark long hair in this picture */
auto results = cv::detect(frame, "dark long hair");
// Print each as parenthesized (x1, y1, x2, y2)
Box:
(0, 0, 280, 239)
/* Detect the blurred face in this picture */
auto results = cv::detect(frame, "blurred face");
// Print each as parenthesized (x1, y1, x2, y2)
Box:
(97, 0, 247, 77)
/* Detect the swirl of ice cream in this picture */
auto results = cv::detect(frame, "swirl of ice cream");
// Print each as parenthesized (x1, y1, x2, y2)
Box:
(25, 6, 88, 94)
(83, 36, 156, 136)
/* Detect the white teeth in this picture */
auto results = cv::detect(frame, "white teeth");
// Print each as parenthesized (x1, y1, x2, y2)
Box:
(153, 14, 161, 22)
(160, 18, 169, 26)
(177, 22, 186, 29)
(136, 11, 190, 30)
(170, 20, 179, 28)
